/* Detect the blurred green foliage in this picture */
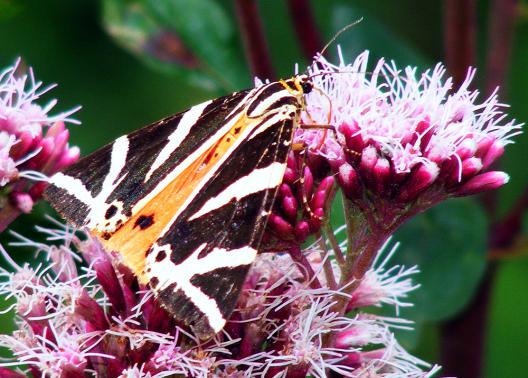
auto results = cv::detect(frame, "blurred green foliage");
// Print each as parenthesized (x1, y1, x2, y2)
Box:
(0, 1, 526, 377)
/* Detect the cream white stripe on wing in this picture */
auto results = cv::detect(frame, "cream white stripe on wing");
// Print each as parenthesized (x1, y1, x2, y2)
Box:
(189, 161, 286, 221)
(226, 86, 261, 119)
(131, 106, 249, 216)
(49, 136, 130, 226)
(246, 104, 297, 141)
(145, 100, 212, 182)
(247, 89, 291, 118)
(148, 243, 257, 332)
(153, 108, 296, 240)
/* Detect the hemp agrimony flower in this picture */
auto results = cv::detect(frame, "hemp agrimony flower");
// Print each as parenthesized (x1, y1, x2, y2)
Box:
(0, 59, 80, 230)
(0, 224, 437, 377)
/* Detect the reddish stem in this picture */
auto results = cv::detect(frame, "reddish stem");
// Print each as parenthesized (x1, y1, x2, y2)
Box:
(0, 202, 21, 233)
(287, 245, 322, 289)
(286, 0, 323, 61)
(233, 0, 276, 80)
(440, 1, 519, 377)
(440, 263, 497, 378)
(443, 0, 476, 87)
(484, 0, 518, 96)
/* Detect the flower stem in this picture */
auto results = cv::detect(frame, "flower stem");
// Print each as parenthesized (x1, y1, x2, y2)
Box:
(233, 0, 276, 80)
(287, 245, 322, 289)
(315, 233, 338, 290)
(444, 0, 476, 87)
(321, 221, 345, 266)
(0, 201, 21, 233)
(286, 0, 323, 61)
(440, 1, 519, 377)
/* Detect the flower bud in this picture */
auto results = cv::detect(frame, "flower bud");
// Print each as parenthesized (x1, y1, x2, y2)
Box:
(457, 171, 509, 196)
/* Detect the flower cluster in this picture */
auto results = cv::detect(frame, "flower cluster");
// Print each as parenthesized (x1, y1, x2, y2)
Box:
(0, 224, 437, 377)
(299, 49, 520, 219)
(0, 59, 79, 230)
(263, 49, 521, 289)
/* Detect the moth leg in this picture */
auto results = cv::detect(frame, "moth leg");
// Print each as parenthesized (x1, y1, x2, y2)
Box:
(294, 147, 322, 221)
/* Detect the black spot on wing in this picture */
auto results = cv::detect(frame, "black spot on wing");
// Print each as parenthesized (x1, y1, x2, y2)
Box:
(155, 250, 167, 262)
(105, 205, 118, 219)
(134, 214, 154, 230)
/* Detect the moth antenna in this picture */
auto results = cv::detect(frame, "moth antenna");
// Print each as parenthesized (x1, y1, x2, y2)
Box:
(319, 18, 364, 58)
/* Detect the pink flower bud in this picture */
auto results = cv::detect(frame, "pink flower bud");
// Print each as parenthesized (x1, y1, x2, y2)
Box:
(283, 167, 296, 183)
(81, 239, 126, 315)
(11, 192, 33, 213)
(457, 171, 509, 196)
(360, 145, 378, 173)
(416, 119, 433, 151)
(335, 327, 370, 348)
(27, 137, 54, 170)
(268, 214, 294, 239)
(55, 146, 80, 171)
(9, 131, 34, 160)
(311, 176, 334, 210)
(481, 140, 504, 169)
(373, 158, 390, 194)
(456, 138, 477, 160)
(398, 163, 439, 201)
(281, 195, 298, 221)
(45, 121, 66, 137)
(339, 121, 364, 154)
(75, 290, 109, 330)
(302, 166, 313, 196)
(475, 136, 495, 157)
(294, 221, 310, 241)
(337, 162, 361, 198)
(461, 157, 483, 178)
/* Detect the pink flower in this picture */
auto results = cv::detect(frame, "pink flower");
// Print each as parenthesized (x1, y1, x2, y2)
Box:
(301, 49, 520, 205)
(0, 59, 80, 228)
(0, 222, 436, 377)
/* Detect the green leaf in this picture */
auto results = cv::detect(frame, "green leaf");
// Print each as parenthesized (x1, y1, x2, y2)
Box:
(102, 0, 248, 92)
(485, 258, 528, 378)
(392, 198, 488, 322)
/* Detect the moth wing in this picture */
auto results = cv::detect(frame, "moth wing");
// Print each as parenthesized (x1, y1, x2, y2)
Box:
(45, 79, 302, 338)
(44, 91, 250, 231)
(144, 115, 295, 338)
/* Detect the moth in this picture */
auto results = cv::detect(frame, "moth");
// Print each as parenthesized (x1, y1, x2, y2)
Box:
(44, 75, 314, 338)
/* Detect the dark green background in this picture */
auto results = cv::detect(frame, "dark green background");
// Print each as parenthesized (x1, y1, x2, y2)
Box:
(0, 1, 527, 377)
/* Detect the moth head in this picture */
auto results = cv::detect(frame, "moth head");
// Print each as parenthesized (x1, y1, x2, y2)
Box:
(296, 74, 313, 94)
(281, 75, 314, 97)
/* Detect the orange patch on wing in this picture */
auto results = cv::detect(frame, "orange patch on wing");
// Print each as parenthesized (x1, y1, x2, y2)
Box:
(92, 116, 252, 283)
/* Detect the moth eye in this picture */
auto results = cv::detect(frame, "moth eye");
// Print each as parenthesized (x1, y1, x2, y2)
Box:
(301, 81, 313, 94)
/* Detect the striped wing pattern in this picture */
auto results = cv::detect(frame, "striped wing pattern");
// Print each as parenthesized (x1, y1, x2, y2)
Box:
(44, 78, 308, 338)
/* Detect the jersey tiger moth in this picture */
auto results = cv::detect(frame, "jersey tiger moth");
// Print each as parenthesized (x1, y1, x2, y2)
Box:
(44, 75, 314, 338)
